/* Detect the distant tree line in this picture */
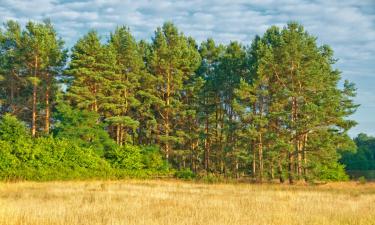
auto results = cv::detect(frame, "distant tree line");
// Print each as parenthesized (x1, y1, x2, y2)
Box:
(341, 133, 375, 171)
(0, 20, 358, 182)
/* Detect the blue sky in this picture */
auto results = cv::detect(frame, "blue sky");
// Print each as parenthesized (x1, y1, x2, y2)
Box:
(0, 0, 374, 136)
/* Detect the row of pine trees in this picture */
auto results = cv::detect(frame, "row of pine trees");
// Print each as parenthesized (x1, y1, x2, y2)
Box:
(0, 20, 358, 183)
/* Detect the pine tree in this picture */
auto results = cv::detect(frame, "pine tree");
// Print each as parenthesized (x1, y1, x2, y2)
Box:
(104, 26, 143, 145)
(2, 20, 66, 136)
(66, 30, 115, 113)
(235, 22, 358, 183)
(197, 39, 224, 172)
(149, 22, 200, 161)
(136, 40, 160, 145)
(0, 21, 24, 116)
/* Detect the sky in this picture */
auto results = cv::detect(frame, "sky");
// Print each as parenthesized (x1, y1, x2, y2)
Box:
(0, 0, 374, 136)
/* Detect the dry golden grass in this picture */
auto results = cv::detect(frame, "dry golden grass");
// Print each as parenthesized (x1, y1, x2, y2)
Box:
(0, 180, 374, 225)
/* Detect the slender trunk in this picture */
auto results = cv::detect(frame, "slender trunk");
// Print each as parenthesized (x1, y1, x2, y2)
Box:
(258, 133, 263, 183)
(123, 127, 127, 145)
(303, 133, 308, 179)
(204, 112, 210, 172)
(165, 120, 170, 160)
(190, 141, 195, 172)
(119, 124, 123, 146)
(291, 139, 296, 182)
(219, 110, 224, 174)
(116, 124, 120, 144)
(270, 158, 274, 180)
(289, 96, 297, 184)
(31, 56, 38, 137)
(10, 70, 15, 111)
(220, 160, 225, 175)
(252, 143, 256, 179)
(164, 68, 171, 161)
(257, 98, 264, 183)
(215, 94, 219, 146)
(235, 159, 239, 179)
(93, 85, 98, 112)
(297, 138, 302, 179)
(44, 73, 50, 134)
(278, 154, 284, 183)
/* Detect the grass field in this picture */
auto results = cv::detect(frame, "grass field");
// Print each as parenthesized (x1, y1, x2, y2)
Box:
(0, 180, 374, 225)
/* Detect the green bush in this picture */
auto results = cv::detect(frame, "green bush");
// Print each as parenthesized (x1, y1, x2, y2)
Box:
(107, 145, 144, 170)
(201, 173, 222, 183)
(141, 145, 169, 171)
(358, 176, 367, 184)
(0, 116, 113, 181)
(53, 103, 117, 157)
(174, 168, 196, 180)
(0, 140, 20, 176)
(0, 114, 30, 143)
(312, 162, 349, 181)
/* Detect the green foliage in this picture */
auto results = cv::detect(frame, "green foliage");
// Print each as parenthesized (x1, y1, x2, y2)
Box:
(0, 115, 112, 180)
(358, 176, 367, 184)
(0, 114, 30, 143)
(107, 144, 168, 173)
(141, 145, 169, 171)
(0, 138, 112, 181)
(107, 145, 144, 170)
(200, 173, 223, 184)
(0, 115, 167, 180)
(53, 102, 116, 156)
(0, 20, 360, 183)
(340, 133, 375, 170)
(0, 20, 66, 135)
(311, 162, 349, 181)
(174, 168, 196, 180)
(0, 140, 20, 176)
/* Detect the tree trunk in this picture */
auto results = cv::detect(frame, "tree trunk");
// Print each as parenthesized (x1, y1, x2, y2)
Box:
(164, 67, 171, 161)
(303, 133, 308, 179)
(270, 158, 274, 180)
(116, 124, 120, 144)
(44, 73, 50, 134)
(93, 85, 98, 112)
(204, 113, 210, 172)
(252, 144, 256, 179)
(288, 152, 294, 184)
(31, 56, 38, 137)
(297, 138, 303, 179)
(278, 154, 284, 183)
(10, 70, 15, 112)
(235, 159, 239, 179)
(119, 124, 124, 146)
(258, 133, 263, 183)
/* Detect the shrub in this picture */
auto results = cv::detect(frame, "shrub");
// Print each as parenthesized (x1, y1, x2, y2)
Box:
(174, 168, 196, 180)
(141, 145, 168, 171)
(0, 114, 30, 143)
(108, 145, 144, 170)
(53, 103, 117, 157)
(358, 176, 367, 185)
(311, 162, 349, 181)
(0, 141, 20, 177)
(201, 173, 222, 184)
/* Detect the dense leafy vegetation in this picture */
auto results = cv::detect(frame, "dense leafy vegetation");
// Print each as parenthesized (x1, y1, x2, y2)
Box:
(0, 114, 167, 180)
(340, 133, 375, 179)
(341, 133, 375, 170)
(0, 20, 359, 182)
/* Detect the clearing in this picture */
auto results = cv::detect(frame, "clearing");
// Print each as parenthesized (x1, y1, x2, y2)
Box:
(0, 180, 374, 225)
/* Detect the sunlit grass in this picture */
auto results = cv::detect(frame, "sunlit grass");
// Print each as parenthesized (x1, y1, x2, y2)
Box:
(0, 180, 374, 225)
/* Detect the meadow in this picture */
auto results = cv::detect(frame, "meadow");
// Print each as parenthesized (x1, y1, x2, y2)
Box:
(0, 180, 374, 225)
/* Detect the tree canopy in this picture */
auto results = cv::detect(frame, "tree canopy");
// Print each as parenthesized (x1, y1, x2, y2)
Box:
(0, 20, 359, 182)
